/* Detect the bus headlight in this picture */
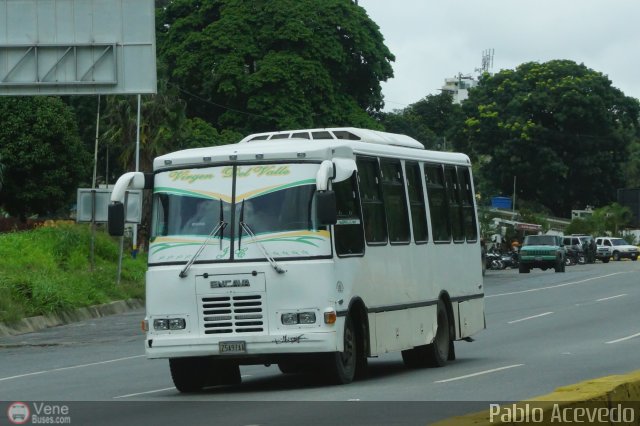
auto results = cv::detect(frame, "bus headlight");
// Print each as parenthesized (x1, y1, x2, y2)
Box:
(298, 312, 316, 324)
(281, 312, 317, 325)
(281, 313, 298, 325)
(153, 318, 186, 330)
(153, 319, 169, 330)
(169, 318, 186, 330)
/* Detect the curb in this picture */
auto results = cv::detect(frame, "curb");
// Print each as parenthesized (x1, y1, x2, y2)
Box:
(0, 299, 144, 338)
(432, 370, 640, 425)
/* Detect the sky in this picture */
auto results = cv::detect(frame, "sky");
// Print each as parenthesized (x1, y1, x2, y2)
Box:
(359, 0, 640, 111)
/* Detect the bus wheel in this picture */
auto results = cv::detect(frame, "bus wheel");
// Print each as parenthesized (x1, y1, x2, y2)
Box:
(170, 357, 207, 392)
(401, 346, 426, 368)
(324, 316, 357, 384)
(278, 361, 306, 374)
(170, 357, 240, 392)
(425, 299, 451, 367)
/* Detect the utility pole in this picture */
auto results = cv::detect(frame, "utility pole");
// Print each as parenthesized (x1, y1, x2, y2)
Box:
(512, 175, 517, 219)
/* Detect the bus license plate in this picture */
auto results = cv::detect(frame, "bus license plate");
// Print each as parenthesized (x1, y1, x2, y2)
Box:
(219, 341, 246, 354)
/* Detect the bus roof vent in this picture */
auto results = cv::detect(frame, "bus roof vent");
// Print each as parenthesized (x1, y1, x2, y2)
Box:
(239, 127, 424, 149)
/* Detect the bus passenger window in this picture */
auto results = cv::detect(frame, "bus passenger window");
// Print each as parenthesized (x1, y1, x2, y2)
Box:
(424, 164, 451, 242)
(333, 174, 365, 256)
(356, 157, 388, 244)
(405, 162, 428, 243)
(445, 166, 464, 242)
(380, 159, 410, 244)
(459, 167, 478, 241)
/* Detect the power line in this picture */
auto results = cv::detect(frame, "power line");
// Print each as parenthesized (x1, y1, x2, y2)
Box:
(167, 82, 275, 121)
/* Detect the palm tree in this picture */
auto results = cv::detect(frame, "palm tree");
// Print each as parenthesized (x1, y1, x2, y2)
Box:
(100, 79, 189, 251)
(101, 78, 187, 174)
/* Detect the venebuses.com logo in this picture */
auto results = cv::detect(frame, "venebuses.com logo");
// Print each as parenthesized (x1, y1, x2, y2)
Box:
(7, 402, 30, 425)
(6, 401, 71, 424)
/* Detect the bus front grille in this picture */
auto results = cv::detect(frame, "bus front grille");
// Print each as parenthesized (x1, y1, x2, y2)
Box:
(201, 294, 264, 334)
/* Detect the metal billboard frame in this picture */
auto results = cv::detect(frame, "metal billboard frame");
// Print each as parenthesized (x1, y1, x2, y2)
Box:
(0, 0, 156, 95)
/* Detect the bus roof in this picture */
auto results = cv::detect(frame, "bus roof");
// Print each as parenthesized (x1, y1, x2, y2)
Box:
(153, 128, 471, 171)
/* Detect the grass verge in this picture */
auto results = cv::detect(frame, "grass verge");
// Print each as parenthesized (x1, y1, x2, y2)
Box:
(0, 223, 145, 324)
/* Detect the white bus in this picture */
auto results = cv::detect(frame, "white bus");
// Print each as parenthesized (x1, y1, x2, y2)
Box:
(108, 127, 485, 391)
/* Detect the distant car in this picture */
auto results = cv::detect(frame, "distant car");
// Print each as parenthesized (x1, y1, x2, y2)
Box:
(519, 234, 566, 273)
(595, 237, 638, 261)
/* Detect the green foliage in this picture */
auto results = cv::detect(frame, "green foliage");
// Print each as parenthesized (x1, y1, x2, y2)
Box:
(157, 0, 394, 133)
(0, 224, 145, 324)
(564, 218, 593, 235)
(0, 97, 90, 219)
(451, 60, 640, 217)
(377, 92, 463, 149)
(590, 203, 633, 236)
(564, 203, 634, 236)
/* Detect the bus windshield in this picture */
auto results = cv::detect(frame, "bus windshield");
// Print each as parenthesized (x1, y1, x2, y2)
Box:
(149, 163, 331, 264)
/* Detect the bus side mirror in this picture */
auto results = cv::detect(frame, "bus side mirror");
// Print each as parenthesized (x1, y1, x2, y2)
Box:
(316, 191, 337, 225)
(108, 202, 125, 237)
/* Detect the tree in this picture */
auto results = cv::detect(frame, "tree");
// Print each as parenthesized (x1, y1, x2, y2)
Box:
(377, 92, 463, 149)
(452, 60, 640, 217)
(156, 0, 394, 133)
(0, 153, 4, 192)
(0, 97, 90, 219)
(590, 203, 633, 236)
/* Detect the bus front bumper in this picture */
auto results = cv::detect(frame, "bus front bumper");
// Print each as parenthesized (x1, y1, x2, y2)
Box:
(145, 330, 339, 360)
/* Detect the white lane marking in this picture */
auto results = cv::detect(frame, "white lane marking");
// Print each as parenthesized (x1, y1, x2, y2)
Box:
(508, 312, 553, 324)
(597, 294, 627, 302)
(487, 272, 631, 298)
(434, 364, 524, 383)
(114, 387, 176, 399)
(0, 354, 145, 382)
(606, 332, 640, 344)
(241, 374, 253, 378)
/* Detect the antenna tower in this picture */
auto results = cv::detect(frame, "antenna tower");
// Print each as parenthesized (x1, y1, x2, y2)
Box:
(476, 49, 494, 74)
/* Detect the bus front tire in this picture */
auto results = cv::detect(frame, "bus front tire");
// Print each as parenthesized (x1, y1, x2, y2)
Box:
(170, 357, 241, 392)
(324, 316, 357, 384)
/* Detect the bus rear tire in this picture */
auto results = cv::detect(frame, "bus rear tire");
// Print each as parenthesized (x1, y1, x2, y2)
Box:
(324, 316, 357, 384)
(425, 299, 451, 367)
(277, 361, 307, 374)
(170, 357, 241, 392)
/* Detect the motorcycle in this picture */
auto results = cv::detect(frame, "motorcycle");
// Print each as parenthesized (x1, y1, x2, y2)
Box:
(486, 251, 504, 270)
(565, 247, 586, 266)
(501, 251, 519, 269)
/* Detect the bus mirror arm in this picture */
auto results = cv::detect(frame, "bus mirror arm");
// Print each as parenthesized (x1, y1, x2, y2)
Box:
(316, 160, 335, 191)
(316, 159, 356, 190)
(107, 172, 145, 237)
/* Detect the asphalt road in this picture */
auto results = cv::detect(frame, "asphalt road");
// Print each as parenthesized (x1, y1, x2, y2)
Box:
(1, 260, 639, 425)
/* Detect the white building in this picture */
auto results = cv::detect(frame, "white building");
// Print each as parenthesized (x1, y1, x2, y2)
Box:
(441, 74, 478, 104)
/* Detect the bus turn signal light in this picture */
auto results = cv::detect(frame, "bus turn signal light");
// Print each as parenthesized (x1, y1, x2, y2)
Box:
(324, 311, 337, 324)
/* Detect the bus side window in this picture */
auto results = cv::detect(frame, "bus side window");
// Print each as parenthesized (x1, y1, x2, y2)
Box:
(405, 161, 428, 243)
(356, 156, 388, 245)
(380, 159, 410, 244)
(424, 164, 451, 243)
(333, 173, 365, 256)
(458, 167, 478, 242)
(445, 166, 464, 243)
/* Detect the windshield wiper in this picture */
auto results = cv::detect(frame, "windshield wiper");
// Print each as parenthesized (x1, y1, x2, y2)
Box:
(179, 202, 227, 278)
(239, 221, 286, 274)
